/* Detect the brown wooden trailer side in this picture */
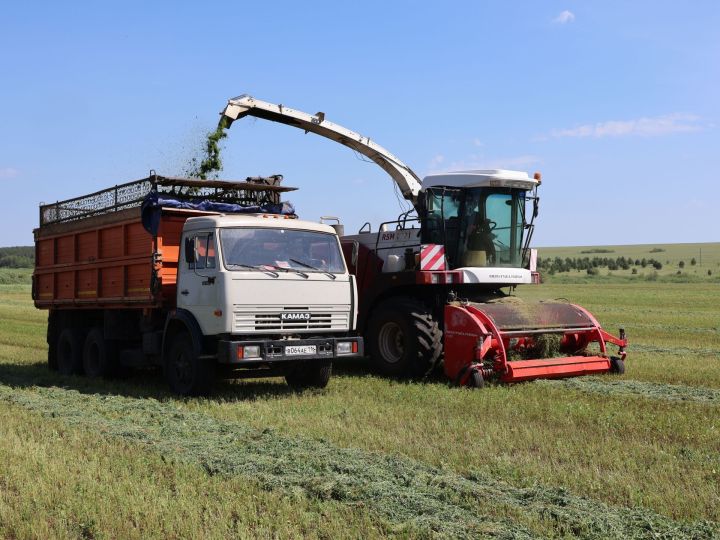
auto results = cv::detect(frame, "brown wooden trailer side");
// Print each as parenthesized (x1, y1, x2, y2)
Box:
(33, 208, 202, 310)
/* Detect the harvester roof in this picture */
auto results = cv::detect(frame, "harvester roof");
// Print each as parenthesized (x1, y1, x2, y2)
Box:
(421, 169, 538, 191)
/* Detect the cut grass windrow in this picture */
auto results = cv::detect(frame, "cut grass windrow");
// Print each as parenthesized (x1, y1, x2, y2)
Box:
(0, 383, 716, 540)
(629, 344, 719, 357)
(539, 377, 720, 404)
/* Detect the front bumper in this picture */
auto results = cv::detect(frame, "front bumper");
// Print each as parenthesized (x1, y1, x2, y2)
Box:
(217, 336, 364, 364)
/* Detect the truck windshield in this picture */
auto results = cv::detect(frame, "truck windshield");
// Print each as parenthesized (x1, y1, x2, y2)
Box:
(422, 187, 526, 269)
(220, 228, 346, 274)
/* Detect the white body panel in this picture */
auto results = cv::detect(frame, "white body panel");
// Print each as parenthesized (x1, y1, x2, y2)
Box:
(422, 170, 538, 191)
(177, 215, 356, 337)
(344, 229, 422, 273)
(458, 267, 532, 285)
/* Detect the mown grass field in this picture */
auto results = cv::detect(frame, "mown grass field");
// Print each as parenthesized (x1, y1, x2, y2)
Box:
(0, 262, 718, 538)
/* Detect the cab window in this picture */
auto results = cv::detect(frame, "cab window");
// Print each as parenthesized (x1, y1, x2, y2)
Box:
(189, 233, 216, 270)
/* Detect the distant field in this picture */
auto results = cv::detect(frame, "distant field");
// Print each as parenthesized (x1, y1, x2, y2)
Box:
(537, 241, 720, 281)
(0, 273, 719, 537)
(0, 267, 32, 285)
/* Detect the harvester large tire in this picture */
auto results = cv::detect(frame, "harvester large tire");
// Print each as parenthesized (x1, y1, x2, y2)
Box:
(165, 334, 214, 396)
(57, 328, 83, 376)
(367, 298, 442, 377)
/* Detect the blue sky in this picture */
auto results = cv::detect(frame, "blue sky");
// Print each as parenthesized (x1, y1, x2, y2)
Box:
(1, 1, 718, 247)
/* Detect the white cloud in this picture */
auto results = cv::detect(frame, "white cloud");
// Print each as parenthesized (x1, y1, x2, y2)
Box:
(429, 154, 445, 168)
(0, 167, 18, 179)
(472, 138, 484, 147)
(553, 10, 575, 24)
(547, 113, 703, 138)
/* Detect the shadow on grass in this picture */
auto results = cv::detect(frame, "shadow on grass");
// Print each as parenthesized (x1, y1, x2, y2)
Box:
(0, 355, 451, 404)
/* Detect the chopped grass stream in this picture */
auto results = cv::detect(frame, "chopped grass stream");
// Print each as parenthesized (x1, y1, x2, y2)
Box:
(0, 382, 716, 539)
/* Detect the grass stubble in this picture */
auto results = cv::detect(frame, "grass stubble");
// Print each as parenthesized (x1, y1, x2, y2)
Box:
(0, 277, 719, 538)
(0, 382, 716, 539)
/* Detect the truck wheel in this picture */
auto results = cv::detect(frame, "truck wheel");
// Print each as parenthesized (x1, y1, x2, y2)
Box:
(285, 361, 332, 389)
(367, 298, 442, 377)
(83, 327, 116, 378)
(165, 334, 214, 396)
(57, 328, 83, 376)
(47, 314, 58, 371)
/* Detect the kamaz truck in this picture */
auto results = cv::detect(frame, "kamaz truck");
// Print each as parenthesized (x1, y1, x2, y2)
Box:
(33, 174, 362, 395)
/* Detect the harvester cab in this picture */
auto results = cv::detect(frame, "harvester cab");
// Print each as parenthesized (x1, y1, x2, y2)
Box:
(219, 95, 628, 386)
(417, 170, 540, 282)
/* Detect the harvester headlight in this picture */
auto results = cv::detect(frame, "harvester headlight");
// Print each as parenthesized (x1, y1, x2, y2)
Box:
(431, 273, 440, 284)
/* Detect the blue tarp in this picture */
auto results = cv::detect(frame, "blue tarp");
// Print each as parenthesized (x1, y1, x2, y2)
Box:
(141, 192, 295, 234)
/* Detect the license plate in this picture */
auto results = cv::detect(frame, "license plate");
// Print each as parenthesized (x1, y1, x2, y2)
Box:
(285, 345, 317, 356)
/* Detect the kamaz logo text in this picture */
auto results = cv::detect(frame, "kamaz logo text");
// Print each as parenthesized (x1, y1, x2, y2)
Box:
(281, 312, 312, 321)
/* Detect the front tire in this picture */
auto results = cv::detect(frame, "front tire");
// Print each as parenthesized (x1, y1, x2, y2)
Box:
(285, 361, 332, 389)
(165, 334, 214, 396)
(367, 298, 442, 377)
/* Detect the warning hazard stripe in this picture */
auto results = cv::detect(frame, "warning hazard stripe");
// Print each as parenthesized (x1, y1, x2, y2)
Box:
(420, 244, 446, 271)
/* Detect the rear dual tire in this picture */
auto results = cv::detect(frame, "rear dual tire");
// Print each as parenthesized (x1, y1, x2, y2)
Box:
(56, 326, 119, 378)
(57, 328, 84, 376)
(83, 327, 117, 378)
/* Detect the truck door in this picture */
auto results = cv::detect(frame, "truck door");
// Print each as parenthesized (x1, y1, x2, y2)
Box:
(178, 231, 219, 333)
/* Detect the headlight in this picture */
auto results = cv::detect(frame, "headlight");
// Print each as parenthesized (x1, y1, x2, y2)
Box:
(244, 345, 261, 358)
(336, 341, 353, 355)
(237, 345, 261, 359)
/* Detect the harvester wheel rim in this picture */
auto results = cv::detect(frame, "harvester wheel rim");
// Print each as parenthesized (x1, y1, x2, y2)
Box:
(378, 321, 404, 364)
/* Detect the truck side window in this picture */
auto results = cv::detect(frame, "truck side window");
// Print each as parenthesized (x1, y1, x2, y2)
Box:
(190, 233, 216, 270)
(206, 233, 216, 269)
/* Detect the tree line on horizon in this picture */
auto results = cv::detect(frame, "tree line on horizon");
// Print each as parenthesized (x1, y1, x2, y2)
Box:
(0, 246, 34, 268)
(537, 255, 664, 275)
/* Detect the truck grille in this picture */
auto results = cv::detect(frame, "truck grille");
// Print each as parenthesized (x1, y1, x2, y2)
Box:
(233, 305, 349, 333)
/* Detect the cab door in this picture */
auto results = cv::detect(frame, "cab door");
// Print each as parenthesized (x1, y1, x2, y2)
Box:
(178, 231, 219, 333)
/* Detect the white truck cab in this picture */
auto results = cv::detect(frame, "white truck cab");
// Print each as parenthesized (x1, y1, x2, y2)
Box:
(178, 214, 361, 370)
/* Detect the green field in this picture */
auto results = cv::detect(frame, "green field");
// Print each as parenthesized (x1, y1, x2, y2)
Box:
(537, 242, 720, 282)
(0, 259, 719, 538)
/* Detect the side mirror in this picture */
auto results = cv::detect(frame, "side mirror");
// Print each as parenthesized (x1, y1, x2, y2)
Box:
(533, 197, 540, 219)
(184, 237, 195, 264)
